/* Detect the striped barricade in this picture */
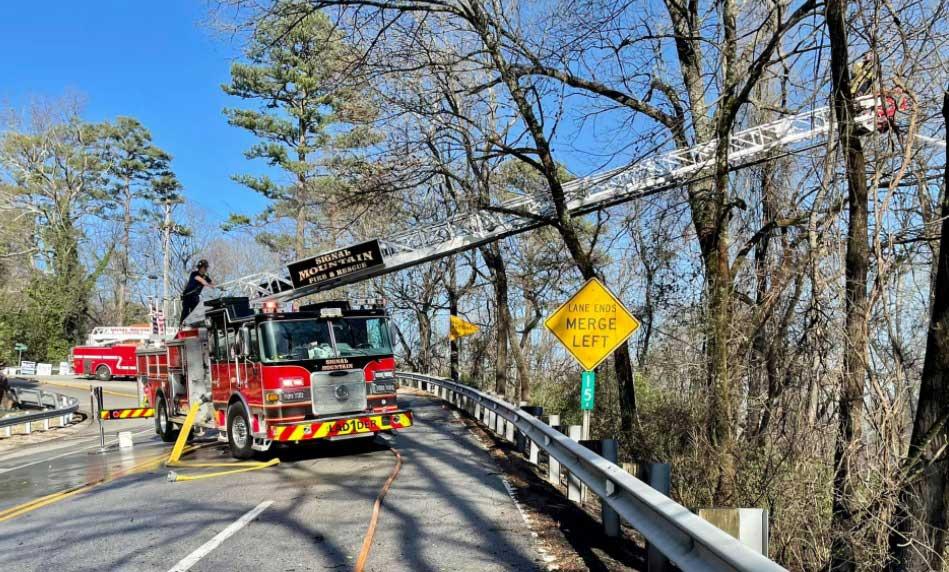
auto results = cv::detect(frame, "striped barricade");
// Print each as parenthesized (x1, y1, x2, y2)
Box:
(100, 407, 155, 420)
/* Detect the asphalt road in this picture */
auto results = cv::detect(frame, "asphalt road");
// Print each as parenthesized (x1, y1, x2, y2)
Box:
(0, 392, 541, 571)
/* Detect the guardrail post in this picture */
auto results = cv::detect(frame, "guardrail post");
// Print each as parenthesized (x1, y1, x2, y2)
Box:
(520, 406, 543, 459)
(567, 425, 582, 502)
(601, 439, 620, 537)
(24, 420, 31, 434)
(639, 462, 672, 572)
(696, 508, 769, 556)
(43, 418, 50, 431)
(3, 426, 9, 437)
(546, 414, 561, 484)
(504, 415, 515, 442)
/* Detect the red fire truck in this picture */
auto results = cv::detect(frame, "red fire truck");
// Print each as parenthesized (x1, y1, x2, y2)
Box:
(136, 297, 412, 459)
(71, 326, 152, 381)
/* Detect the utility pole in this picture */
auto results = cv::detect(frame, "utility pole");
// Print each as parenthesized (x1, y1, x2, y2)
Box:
(162, 199, 172, 323)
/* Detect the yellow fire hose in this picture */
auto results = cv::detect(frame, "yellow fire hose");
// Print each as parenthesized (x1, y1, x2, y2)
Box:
(166, 404, 280, 482)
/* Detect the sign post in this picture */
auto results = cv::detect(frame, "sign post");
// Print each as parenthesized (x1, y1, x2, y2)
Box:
(580, 370, 595, 440)
(14, 343, 26, 365)
(545, 278, 640, 441)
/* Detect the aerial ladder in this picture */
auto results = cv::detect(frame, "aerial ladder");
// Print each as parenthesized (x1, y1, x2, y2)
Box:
(186, 95, 945, 323)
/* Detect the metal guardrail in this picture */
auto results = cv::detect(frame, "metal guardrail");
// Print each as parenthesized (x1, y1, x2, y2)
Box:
(397, 371, 787, 572)
(0, 386, 80, 434)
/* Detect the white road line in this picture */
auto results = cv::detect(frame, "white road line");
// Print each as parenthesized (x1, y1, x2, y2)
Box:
(0, 427, 154, 474)
(167, 500, 273, 572)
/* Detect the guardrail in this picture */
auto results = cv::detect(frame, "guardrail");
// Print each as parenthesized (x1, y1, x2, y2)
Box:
(0, 386, 80, 436)
(397, 371, 787, 572)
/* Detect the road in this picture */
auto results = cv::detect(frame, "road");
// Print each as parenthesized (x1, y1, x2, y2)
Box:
(0, 391, 542, 571)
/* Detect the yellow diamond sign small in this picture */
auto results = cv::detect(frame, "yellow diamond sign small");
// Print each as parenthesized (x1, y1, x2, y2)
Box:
(544, 278, 640, 371)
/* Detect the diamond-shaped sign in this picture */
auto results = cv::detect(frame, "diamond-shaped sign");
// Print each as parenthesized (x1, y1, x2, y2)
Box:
(544, 278, 640, 371)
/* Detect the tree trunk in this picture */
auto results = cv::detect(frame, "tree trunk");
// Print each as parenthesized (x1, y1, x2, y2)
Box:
(295, 203, 306, 259)
(481, 243, 510, 396)
(747, 159, 779, 442)
(508, 316, 531, 402)
(885, 90, 949, 572)
(826, 2, 871, 569)
(447, 258, 460, 382)
(296, 119, 308, 259)
(416, 310, 433, 375)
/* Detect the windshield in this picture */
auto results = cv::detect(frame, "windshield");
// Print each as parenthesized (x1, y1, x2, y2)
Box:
(260, 317, 392, 362)
(260, 320, 334, 362)
(330, 317, 393, 357)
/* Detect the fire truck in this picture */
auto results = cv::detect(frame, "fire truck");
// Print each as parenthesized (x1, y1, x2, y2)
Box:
(136, 297, 413, 459)
(71, 326, 152, 381)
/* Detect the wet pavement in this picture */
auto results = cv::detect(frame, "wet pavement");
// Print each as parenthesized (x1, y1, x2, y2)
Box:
(0, 376, 154, 511)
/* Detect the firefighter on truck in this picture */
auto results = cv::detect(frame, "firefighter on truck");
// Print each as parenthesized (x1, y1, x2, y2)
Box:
(137, 297, 412, 459)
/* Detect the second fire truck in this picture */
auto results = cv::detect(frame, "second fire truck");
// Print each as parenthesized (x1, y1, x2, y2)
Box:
(136, 297, 412, 459)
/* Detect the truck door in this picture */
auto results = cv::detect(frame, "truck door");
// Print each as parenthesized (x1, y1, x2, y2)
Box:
(208, 314, 230, 405)
(231, 326, 262, 409)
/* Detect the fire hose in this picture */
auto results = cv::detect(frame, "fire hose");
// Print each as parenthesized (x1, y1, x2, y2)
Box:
(354, 446, 403, 572)
(166, 404, 279, 482)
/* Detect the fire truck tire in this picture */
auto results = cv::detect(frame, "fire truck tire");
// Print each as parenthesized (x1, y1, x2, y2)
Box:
(155, 395, 179, 442)
(95, 365, 112, 382)
(227, 403, 254, 460)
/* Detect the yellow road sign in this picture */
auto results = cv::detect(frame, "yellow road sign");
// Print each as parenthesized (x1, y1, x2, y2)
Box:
(544, 278, 640, 371)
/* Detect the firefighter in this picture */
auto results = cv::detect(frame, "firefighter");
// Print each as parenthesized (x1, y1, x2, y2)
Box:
(852, 52, 876, 96)
(180, 259, 215, 325)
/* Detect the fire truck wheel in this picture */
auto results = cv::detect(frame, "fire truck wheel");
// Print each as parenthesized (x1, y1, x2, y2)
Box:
(227, 403, 254, 460)
(155, 395, 179, 442)
(95, 365, 112, 382)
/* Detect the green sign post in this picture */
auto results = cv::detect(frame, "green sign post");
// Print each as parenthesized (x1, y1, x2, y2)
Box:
(13, 343, 27, 365)
(580, 371, 596, 410)
(580, 370, 595, 440)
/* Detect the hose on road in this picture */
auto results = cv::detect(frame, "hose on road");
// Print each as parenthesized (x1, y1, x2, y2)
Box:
(354, 446, 403, 572)
(165, 404, 279, 482)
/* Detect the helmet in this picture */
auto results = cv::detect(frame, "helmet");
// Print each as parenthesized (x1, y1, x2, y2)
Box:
(197, 259, 209, 269)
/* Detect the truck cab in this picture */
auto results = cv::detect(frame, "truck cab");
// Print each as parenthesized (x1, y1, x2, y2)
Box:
(139, 297, 412, 459)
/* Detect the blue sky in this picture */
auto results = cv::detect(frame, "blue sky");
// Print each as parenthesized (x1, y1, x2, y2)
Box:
(0, 0, 653, 229)
(0, 0, 267, 222)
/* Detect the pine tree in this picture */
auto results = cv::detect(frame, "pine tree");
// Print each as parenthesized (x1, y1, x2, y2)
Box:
(103, 117, 175, 325)
(222, 1, 378, 260)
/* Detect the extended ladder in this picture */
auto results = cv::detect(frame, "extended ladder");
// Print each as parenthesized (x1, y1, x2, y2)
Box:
(191, 95, 942, 321)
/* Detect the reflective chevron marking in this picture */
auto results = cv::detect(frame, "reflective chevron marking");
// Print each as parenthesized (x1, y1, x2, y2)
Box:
(269, 412, 413, 442)
(100, 408, 155, 420)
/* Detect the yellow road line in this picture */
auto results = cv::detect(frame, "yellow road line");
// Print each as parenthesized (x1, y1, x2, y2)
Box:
(0, 445, 198, 524)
